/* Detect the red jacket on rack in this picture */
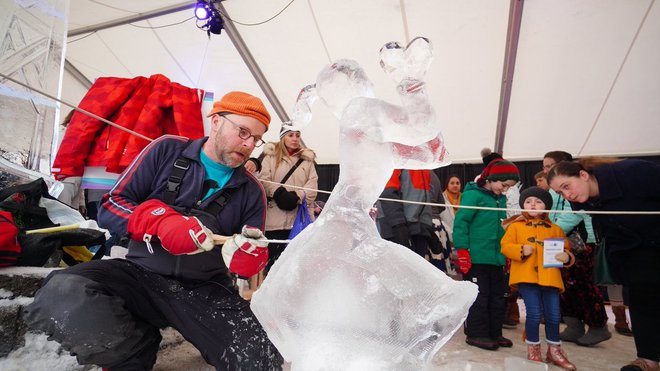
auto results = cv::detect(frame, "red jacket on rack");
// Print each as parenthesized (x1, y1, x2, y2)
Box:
(52, 74, 204, 179)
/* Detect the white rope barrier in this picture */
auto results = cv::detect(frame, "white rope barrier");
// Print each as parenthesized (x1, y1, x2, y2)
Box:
(259, 180, 660, 216)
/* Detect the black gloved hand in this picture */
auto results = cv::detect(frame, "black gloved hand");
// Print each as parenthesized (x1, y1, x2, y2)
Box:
(273, 186, 299, 211)
(391, 223, 411, 248)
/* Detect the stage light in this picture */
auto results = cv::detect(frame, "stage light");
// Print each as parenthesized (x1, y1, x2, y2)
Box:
(195, 1, 224, 36)
(194, 1, 211, 20)
(206, 15, 224, 35)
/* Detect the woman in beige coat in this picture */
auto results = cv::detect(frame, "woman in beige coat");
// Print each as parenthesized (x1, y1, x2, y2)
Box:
(259, 126, 318, 271)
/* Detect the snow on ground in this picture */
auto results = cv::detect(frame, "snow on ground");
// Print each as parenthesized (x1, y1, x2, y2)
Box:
(0, 333, 99, 371)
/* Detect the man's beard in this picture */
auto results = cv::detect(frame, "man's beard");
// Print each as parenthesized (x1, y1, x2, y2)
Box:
(215, 140, 247, 168)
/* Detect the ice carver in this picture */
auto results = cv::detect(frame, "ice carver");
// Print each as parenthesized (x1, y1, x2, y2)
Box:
(251, 38, 478, 370)
(24, 91, 283, 370)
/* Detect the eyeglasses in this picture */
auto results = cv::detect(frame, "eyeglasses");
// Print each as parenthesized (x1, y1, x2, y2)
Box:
(221, 115, 265, 147)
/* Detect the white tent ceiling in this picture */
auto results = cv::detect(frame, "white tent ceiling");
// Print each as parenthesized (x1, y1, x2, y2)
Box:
(62, 0, 660, 165)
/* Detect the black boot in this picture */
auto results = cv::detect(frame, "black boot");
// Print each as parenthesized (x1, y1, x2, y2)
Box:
(560, 316, 585, 343)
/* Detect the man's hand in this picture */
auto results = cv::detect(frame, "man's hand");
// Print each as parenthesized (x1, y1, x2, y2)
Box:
(522, 244, 534, 257)
(244, 160, 257, 173)
(128, 199, 214, 255)
(222, 225, 269, 278)
(244, 157, 261, 173)
(456, 249, 472, 274)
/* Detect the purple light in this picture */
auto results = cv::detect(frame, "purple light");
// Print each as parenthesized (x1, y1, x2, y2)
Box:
(194, 3, 211, 20)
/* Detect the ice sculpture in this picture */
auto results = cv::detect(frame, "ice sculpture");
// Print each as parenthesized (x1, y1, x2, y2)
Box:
(251, 37, 478, 370)
(1, 0, 68, 178)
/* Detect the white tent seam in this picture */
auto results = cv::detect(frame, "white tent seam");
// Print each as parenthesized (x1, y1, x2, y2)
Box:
(306, 0, 332, 63)
(577, 0, 656, 156)
(146, 19, 196, 87)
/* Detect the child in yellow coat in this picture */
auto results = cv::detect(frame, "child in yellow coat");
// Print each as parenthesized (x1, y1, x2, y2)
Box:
(501, 186, 576, 370)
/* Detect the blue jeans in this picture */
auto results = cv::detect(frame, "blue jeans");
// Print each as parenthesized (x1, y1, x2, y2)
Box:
(518, 283, 561, 344)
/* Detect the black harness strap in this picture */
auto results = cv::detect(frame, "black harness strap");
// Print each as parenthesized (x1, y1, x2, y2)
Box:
(205, 188, 234, 215)
(162, 139, 234, 215)
(163, 145, 192, 206)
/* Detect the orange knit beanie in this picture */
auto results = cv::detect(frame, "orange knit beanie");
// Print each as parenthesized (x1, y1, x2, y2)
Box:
(207, 91, 271, 129)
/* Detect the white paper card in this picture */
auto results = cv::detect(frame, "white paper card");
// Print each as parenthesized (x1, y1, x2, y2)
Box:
(543, 238, 565, 268)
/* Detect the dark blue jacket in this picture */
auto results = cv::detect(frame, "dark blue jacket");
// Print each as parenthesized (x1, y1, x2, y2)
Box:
(98, 135, 267, 283)
(570, 159, 660, 275)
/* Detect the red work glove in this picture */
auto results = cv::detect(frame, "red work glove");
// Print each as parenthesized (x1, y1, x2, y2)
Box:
(456, 249, 472, 274)
(128, 199, 214, 255)
(222, 225, 269, 278)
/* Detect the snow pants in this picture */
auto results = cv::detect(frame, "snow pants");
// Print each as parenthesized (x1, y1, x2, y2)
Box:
(462, 263, 507, 338)
(24, 259, 282, 370)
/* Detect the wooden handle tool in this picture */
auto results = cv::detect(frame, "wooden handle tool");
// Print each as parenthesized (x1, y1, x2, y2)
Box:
(212, 234, 291, 245)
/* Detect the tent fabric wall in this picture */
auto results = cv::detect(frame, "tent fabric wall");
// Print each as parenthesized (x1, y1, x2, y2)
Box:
(59, 0, 660, 167)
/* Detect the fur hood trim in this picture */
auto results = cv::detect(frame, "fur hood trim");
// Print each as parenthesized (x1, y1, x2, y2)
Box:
(263, 142, 277, 156)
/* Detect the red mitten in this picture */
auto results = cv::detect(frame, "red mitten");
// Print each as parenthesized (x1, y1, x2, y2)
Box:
(456, 249, 472, 274)
(128, 199, 214, 255)
(222, 225, 268, 278)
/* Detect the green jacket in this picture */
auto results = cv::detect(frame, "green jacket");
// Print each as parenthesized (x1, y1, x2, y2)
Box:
(453, 182, 507, 266)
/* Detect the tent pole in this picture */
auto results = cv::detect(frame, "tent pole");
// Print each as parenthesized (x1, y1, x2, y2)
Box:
(68, 2, 195, 37)
(64, 60, 92, 89)
(217, 3, 290, 123)
(494, 0, 524, 155)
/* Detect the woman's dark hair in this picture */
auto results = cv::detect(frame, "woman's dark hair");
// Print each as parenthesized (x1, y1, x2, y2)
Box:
(443, 174, 461, 191)
(546, 161, 583, 184)
(543, 150, 573, 163)
(578, 157, 621, 171)
(546, 157, 621, 184)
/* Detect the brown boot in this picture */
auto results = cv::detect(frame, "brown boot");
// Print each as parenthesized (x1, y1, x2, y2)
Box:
(527, 344, 543, 362)
(547, 344, 576, 370)
(620, 358, 660, 371)
(507, 296, 520, 322)
(613, 305, 634, 336)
